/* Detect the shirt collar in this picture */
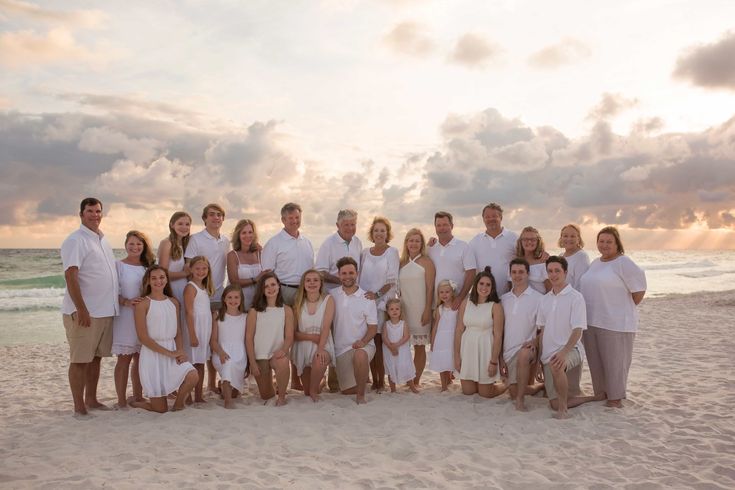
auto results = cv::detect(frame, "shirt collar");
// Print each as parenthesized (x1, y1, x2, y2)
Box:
(552, 284, 573, 296)
(484, 227, 505, 239)
(80, 224, 104, 239)
(280, 228, 302, 240)
(203, 229, 224, 241)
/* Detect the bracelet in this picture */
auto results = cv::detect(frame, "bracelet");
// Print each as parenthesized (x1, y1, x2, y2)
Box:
(489, 361, 498, 365)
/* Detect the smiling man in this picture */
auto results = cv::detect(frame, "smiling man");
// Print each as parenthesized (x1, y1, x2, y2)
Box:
(468, 203, 518, 297)
(316, 209, 363, 291)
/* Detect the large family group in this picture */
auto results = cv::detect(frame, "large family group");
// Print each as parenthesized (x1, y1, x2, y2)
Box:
(61, 197, 646, 419)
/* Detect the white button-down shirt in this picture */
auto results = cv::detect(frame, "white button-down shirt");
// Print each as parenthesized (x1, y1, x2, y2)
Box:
(427, 236, 476, 293)
(185, 229, 230, 302)
(261, 229, 315, 286)
(468, 228, 518, 296)
(501, 287, 542, 362)
(537, 284, 587, 364)
(61, 225, 119, 317)
(316, 232, 363, 290)
(330, 286, 377, 357)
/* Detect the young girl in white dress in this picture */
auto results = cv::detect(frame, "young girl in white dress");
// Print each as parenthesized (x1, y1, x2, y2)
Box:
(382, 299, 419, 393)
(226, 219, 264, 311)
(430, 280, 458, 392)
(112, 230, 155, 408)
(291, 269, 335, 402)
(157, 211, 192, 306)
(211, 285, 248, 409)
(183, 255, 214, 403)
(131, 265, 198, 413)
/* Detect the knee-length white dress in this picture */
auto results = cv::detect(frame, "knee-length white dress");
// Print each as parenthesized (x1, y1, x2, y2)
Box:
(182, 281, 212, 364)
(291, 298, 335, 376)
(139, 297, 194, 398)
(382, 320, 416, 384)
(459, 301, 498, 384)
(212, 313, 248, 392)
(399, 256, 429, 345)
(112, 261, 145, 355)
(429, 305, 457, 373)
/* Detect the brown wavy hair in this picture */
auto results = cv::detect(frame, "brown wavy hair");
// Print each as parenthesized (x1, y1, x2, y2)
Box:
(167, 211, 191, 261)
(125, 230, 156, 268)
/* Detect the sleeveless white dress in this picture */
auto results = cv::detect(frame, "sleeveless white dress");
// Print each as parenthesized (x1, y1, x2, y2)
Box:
(399, 255, 429, 345)
(112, 261, 145, 355)
(235, 251, 262, 311)
(429, 305, 457, 373)
(182, 281, 212, 364)
(139, 297, 194, 398)
(291, 298, 335, 375)
(382, 320, 416, 384)
(168, 254, 187, 306)
(528, 263, 548, 294)
(212, 313, 248, 392)
(459, 301, 498, 384)
(254, 307, 286, 360)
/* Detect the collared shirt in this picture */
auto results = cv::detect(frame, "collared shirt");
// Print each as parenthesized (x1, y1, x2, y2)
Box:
(468, 227, 518, 296)
(537, 284, 587, 364)
(330, 286, 377, 357)
(184, 229, 230, 302)
(261, 229, 315, 286)
(427, 236, 476, 293)
(61, 225, 119, 317)
(501, 286, 543, 362)
(316, 232, 363, 290)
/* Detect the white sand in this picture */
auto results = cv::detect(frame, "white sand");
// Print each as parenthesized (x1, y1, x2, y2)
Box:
(2, 290, 734, 488)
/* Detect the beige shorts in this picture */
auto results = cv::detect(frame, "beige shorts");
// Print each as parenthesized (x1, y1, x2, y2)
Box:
(335, 345, 376, 391)
(63, 314, 113, 364)
(543, 347, 582, 401)
(504, 345, 538, 386)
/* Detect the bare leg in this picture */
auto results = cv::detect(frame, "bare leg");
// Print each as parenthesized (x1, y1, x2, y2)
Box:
(353, 349, 369, 404)
(370, 334, 385, 391)
(408, 379, 419, 393)
(478, 381, 507, 399)
(193, 363, 206, 402)
(550, 365, 569, 418)
(514, 346, 532, 411)
(85, 356, 109, 410)
(131, 396, 168, 413)
(222, 380, 234, 409)
(461, 379, 478, 395)
(254, 365, 276, 401)
(69, 362, 88, 415)
(172, 370, 200, 410)
(272, 356, 290, 406)
(114, 354, 132, 407)
(301, 367, 312, 397)
(290, 361, 303, 391)
(131, 353, 144, 402)
(309, 355, 330, 402)
(388, 378, 396, 393)
(413, 345, 426, 386)
(206, 359, 218, 393)
(327, 366, 339, 393)
(440, 372, 450, 392)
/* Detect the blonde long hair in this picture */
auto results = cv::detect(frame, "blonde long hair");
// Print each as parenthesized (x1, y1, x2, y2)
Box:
(292, 269, 326, 326)
(400, 228, 427, 265)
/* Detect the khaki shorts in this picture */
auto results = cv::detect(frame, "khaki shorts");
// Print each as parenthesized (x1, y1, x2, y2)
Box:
(543, 347, 582, 401)
(63, 314, 113, 364)
(505, 345, 538, 385)
(336, 345, 376, 391)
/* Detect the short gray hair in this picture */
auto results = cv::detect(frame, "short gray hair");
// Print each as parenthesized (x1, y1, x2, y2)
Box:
(337, 209, 358, 223)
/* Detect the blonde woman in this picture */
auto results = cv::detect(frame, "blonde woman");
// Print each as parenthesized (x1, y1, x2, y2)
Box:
(226, 218, 265, 311)
(515, 226, 551, 294)
(558, 223, 590, 291)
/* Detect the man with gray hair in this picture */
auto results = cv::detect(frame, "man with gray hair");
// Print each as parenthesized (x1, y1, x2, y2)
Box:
(316, 209, 363, 291)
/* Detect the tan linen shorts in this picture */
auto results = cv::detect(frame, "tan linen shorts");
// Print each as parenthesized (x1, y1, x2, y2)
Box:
(63, 314, 113, 363)
(335, 344, 376, 391)
(505, 344, 539, 386)
(543, 347, 582, 401)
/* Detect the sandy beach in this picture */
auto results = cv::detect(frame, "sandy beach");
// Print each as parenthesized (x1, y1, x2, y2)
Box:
(1, 290, 733, 489)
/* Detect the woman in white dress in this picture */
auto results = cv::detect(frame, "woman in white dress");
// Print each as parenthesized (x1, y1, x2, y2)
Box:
(226, 218, 265, 311)
(131, 265, 198, 413)
(559, 223, 590, 291)
(113, 230, 155, 408)
(359, 216, 399, 392)
(211, 285, 248, 409)
(291, 269, 335, 402)
(245, 272, 294, 406)
(580, 226, 646, 408)
(157, 211, 192, 305)
(454, 267, 506, 398)
(515, 226, 551, 294)
(398, 228, 435, 386)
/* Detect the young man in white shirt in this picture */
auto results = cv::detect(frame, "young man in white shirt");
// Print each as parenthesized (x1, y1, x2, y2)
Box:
(330, 257, 378, 405)
(500, 258, 544, 411)
(537, 256, 596, 419)
(316, 209, 363, 291)
(468, 203, 517, 297)
(61, 197, 120, 415)
(427, 211, 476, 310)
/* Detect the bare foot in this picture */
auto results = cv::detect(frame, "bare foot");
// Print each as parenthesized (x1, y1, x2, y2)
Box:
(171, 403, 185, 411)
(194, 397, 206, 403)
(553, 410, 570, 419)
(168, 391, 178, 400)
(275, 397, 288, 406)
(72, 411, 92, 419)
(356, 395, 367, 404)
(73, 405, 89, 416)
(224, 400, 235, 409)
(514, 401, 528, 412)
(310, 393, 321, 403)
(86, 400, 111, 411)
(409, 383, 420, 394)
(113, 402, 129, 410)
(605, 399, 623, 408)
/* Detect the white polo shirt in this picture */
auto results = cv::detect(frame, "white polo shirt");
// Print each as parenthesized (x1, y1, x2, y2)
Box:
(427, 236, 476, 293)
(330, 286, 377, 357)
(468, 228, 518, 296)
(316, 232, 363, 291)
(537, 284, 587, 364)
(501, 286, 542, 362)
(184, 229, 230, 302)
(261, 229, 314, 286)
(61, 225, 119, 317)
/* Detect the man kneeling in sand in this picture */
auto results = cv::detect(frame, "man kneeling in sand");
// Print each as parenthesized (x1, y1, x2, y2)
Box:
(537, 256, 596, 418)
(330, 257, 378, 404)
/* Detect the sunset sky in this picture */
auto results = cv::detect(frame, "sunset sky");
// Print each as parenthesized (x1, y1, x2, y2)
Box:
(1, 0, 734, 250)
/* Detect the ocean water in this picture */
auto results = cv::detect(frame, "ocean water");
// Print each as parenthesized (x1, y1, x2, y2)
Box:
(1, 248, 733, 346)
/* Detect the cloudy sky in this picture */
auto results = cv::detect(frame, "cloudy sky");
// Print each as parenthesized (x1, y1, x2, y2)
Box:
(1, 0, 734, 249)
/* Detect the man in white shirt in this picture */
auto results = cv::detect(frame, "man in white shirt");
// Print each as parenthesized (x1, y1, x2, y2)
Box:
(427, 211, 476, 309)
(61, 197, 120, 415)
(330, 257, 377, 404)
(537, 256, 596, 419)
(316, 209, 363, 291)
(261, 202, 315, 305)
(500, 258, 544, 411)
(468, 203, 518, 296)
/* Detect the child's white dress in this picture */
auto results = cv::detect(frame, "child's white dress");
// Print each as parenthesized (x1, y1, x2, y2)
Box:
(211, 313, 248, 392)
(112, 261, 145, 355)
(182, 281, 212, 364)
(429, 306, 456, 373)
(382, 320, 416, 384)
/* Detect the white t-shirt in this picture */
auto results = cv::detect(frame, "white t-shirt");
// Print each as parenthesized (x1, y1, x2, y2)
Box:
(61, 225, 120, 317)
(579, 255, 647, 333)
(330, 286, 377, 357)
(427, 236, 476, 294)
(261, 229, 315, 286)
(468, 228, 518, 297)
(316, 232, 363, 291)
(358, 246, 399, 311)
(501, 287, 542, 362)
(528, 263, 548, 294)
(565, 249, 591, 291)
(537, 285, 587, 364)
(184, 229, 230, 302)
